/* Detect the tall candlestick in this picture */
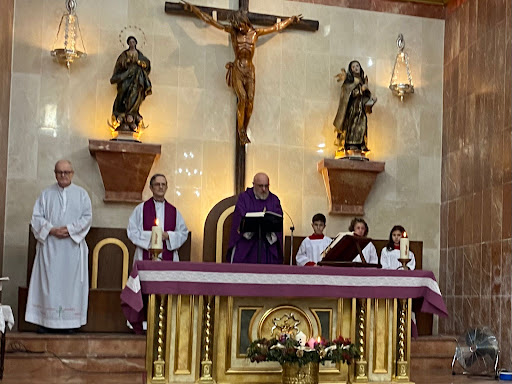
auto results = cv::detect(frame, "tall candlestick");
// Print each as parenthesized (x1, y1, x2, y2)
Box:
(399, 231, 409, 260)
(150, 218, 163, 250)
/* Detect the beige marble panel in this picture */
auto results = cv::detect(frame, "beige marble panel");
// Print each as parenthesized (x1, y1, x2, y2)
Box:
(395, 155, 420, 202)
(177, 87, 206, 139)
(203, 89, 236, 143)
(175, 187, 203, 261)
(8, 73, 40, 180)
(175, 140, 203, 189)
(247, 93, 281, 145)
(351, 10, 380, 58)
(202, 141, 234, 198)
(281, 49, 306, 99)
(418, 64, 443, 108)
(278, 145, 304, 196)
(419, 156, 442, 204)
(329, 7, 355, 56)
(204, 45, 232, 92)
(303, 149, 327, 198)
(246, 144, 280, 191)
(280, 97, 305, 147)
(303, 4, 331, 54)
(179, 43, 206, 89)
(94, 80, 118, 141)
(142, 85, 179, 142)
(421, 19, 445, 65)
(12, 0, 43, 74)
(151, 34, 180, 88)
(303, 99, 332, 150)
(255, 46, 282, 96)
(305, 52, 330, 101)
(279, 191, 304, 236)
(420, 107, 443, 158)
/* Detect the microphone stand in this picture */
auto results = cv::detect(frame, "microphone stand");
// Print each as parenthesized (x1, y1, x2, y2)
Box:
(284, 211, 295, 265)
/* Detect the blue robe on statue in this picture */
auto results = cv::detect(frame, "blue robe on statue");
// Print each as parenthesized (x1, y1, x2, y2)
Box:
(228, 188, 283, 264)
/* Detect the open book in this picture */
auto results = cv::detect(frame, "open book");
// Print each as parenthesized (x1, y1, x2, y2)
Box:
(240, 211, 283, 234)
(245, 211, 282, 218)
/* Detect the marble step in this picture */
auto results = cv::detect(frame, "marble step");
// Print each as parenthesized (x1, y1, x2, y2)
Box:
(4, 332, 146, 375)
(410, 335, 459, 376)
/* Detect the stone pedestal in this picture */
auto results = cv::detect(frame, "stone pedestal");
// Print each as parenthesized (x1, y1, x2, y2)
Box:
(317, 158, 385, 215)
(89, 139, 161, 203)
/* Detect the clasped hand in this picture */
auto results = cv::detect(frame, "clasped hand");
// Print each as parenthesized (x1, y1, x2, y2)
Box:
(50, 226, 69, 239)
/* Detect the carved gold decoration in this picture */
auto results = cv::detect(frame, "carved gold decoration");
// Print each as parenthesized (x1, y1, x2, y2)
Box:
(258, 306, 313, 339)
(198, 296, 216, 383)
(372, 299, 389, 374)
(91, 237, 129, 289)
(355, 298, 368, 382)
(394, 299, 411, 382)
(175, 295, 194, 375)
(282, 362, 319, 384)
(153, 294, 167, 381)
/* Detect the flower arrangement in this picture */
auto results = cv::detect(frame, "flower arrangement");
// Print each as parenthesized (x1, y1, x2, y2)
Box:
(247, 331, 359, 367)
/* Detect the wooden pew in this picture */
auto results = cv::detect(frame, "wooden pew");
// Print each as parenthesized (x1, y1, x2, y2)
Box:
(18, 226, 191, 332)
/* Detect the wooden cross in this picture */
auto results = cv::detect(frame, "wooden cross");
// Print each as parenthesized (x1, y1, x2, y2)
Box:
(165, 1, 319, 194)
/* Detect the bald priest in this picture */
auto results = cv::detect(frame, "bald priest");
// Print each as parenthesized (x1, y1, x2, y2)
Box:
(228, 172, 284, 264)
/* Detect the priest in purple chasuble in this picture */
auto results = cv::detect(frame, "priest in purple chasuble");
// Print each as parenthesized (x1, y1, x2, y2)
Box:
(228, 173, 284, 264)
(26, 160, 92, 331)
(127, 174, 188, 262)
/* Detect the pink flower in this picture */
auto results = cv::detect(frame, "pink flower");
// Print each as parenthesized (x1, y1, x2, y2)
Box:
(306, 338, 316, 349)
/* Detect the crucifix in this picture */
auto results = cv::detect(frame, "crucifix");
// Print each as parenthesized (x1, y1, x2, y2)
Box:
(165, 1, 319, 194)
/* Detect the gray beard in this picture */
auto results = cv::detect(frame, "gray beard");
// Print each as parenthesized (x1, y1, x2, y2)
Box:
(254, 191, 269, 200)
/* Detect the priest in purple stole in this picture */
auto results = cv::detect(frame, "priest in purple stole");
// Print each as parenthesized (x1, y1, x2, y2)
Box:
(127, 174, 189, 262)
(228, 173, 284, 264)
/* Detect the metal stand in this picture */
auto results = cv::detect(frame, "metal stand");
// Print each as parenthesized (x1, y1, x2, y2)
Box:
(150, 247, 163, 261)
(398, 258, 411, 270)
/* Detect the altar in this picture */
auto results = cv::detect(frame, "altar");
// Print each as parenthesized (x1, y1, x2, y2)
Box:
(121, 261, 447, 384)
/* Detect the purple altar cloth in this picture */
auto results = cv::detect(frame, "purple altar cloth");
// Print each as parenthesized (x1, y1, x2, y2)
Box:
(121, 261, 448, 323)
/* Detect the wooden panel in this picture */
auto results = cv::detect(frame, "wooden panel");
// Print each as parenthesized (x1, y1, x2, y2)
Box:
(20, 226, 192, 332)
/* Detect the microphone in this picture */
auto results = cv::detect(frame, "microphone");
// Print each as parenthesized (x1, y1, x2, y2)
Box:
(283, 210, 295, 232)
(283, 210, 295, 265)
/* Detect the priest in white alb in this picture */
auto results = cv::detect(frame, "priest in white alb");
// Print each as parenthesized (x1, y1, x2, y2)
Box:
(25, 160, 92, 332)
(127, 174, 188, 262)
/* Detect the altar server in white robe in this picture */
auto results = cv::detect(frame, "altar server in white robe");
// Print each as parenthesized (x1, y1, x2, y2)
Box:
(296, 213, 332, 266)
(127, 174, 188, 262)
(381, 225, 416, 270)
(349, 218, 378, 264)
(25, 160, 92, 331)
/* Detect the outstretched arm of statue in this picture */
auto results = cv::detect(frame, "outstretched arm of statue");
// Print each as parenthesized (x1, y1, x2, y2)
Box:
(181, 0, 229, 31)
(335, 68, 347, 83)
(257, 14, 303, 36)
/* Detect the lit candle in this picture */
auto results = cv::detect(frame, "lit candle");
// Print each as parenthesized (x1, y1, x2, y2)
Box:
(400, 231, 409, 259)
(150, 218, 163, 250)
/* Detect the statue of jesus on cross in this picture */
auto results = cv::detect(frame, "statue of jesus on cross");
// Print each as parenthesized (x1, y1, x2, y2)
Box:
(182, 1, 302, 145)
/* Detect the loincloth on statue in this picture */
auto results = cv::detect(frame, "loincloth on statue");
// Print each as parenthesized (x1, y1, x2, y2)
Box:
(225, 61, 255, 88)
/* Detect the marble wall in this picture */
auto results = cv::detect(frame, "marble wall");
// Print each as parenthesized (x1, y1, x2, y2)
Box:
(0, 0, 14, 281)
(439, 0, 512, 365)
(4, 0, 444, 320)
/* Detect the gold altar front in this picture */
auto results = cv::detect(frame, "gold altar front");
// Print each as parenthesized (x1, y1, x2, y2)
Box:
(145, 295, 413, 384)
